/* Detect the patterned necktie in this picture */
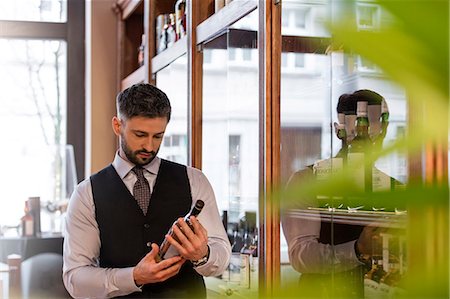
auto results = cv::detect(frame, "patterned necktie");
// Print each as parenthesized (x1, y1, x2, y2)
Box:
(132, 166, 151, 215)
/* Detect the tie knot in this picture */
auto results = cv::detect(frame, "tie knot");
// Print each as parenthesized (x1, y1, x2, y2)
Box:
(132, 166, 145, 178)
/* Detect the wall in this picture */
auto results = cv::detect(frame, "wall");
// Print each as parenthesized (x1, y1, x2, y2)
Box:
(85, 0, 118, 177)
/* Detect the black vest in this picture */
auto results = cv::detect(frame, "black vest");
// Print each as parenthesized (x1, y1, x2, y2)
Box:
(91, 159, 206, 298)
(298, 166, 365, 298)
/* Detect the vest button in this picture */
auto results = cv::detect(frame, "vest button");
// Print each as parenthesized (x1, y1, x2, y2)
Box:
(144, 223, 150, 229)
(146, 242, 151, 247)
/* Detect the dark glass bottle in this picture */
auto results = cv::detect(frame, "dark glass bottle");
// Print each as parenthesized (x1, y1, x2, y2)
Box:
(348, 101, 372, 209)
(158, 200, 204, 261)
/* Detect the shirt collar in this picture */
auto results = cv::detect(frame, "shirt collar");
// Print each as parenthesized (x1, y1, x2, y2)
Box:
(112, 151, 161, 179)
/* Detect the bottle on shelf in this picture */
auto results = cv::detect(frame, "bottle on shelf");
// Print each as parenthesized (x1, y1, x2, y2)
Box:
(156, 14, 167, 54)
(137, 34, 145, 67)
(175, 0, 186, 40)
(21, 200, 35, 237)
(239, 231, 252, 288)
(166, 13, 177, 49)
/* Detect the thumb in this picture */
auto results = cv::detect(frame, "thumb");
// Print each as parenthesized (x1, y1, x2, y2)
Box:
(145, 243, 160, 260)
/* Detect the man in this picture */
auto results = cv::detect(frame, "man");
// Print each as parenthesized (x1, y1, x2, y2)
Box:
(63, 83, 231, 298)
(281, 90, 399, 298)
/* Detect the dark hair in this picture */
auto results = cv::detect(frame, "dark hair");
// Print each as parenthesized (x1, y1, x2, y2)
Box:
(353, 89, 384, 105)
(116, 83, 171, 121)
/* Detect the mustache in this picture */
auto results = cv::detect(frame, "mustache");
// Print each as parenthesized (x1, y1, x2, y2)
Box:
(136, 150, 156, 155)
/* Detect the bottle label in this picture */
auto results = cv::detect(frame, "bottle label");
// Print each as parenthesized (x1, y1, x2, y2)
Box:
(372, 168, 390, 192)
(24, 220, 34, 236)
(347, 153, 365, 192)
(240, 253, 250, 288)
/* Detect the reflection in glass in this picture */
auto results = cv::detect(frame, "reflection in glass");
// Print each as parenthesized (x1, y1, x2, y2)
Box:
(156, 55, 188, 165)
(279, 1, 408, 298)
(0, 39, 67, 231)
(202, 9, 259, 294)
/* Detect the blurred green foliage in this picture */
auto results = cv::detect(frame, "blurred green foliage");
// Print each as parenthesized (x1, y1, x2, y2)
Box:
(278, 1, 449, 299)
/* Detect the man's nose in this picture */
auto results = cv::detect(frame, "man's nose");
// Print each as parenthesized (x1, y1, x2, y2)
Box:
(142, 138, 154, 152)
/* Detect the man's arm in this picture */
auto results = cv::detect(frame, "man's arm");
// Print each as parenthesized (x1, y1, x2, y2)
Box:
(186, 167, 232, 276)
(63, 179, 140, 298)
(281, 168, 362, 274)
(63, 179, 184, 298)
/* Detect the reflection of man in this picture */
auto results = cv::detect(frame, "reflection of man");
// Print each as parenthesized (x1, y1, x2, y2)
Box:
(281, 90, 394, 298)
(63, 83, 231, 298)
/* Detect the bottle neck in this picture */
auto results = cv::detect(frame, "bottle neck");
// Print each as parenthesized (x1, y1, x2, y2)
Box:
(355, 116, 369, 138)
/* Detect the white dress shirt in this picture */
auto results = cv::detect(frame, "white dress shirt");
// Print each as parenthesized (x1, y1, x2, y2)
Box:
(63, 153, 231, 298)
(281, 166, 361, 275)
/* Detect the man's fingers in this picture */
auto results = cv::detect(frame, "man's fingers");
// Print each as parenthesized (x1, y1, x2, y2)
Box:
(176, 218, 196, 239)
(144, 243, 160, 261)
(189, 216, 208, 240)
(157, 259, 186, 282)
(156, 255, 183, 270)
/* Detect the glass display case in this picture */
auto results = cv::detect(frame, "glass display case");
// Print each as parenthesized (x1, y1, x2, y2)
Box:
(201, 9, 259, 297)
(279, 1, 409, 298)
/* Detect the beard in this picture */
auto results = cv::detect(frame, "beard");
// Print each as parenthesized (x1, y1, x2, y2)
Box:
(120, 134, 157, 166)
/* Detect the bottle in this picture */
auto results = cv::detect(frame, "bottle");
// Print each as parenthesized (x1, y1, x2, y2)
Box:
(175, 0, 186, 40)
(137, 34, 145, 67)
(348, 100, 372, 209)
(157, 200, 205, 261)
(239, 231, 251, 288)
(156, 14, 167, 54)
(166, 13, 176, 48)
(21, 201, 35, 237)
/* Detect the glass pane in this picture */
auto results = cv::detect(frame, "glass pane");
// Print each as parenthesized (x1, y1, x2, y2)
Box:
(280, 1, 408, 298)
(0, 0, 67, 23)
(202, 9, 259, 297)
(156, 54, 188, 165)
(0, 39, 68, 234)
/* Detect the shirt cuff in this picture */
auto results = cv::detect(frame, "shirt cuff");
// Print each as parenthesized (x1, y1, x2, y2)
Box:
(334, 240, 364, 268)
(115, 267, 142, 293)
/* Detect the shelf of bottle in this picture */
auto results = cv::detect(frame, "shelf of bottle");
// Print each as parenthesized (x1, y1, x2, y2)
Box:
(152, 35, 187, 74)
(286, 207, 407, 228)
(121, 65, 145, 91)
(196, 0, 257, 45)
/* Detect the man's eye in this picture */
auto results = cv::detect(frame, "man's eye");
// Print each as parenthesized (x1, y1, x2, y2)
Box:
(154, 135, 163, 139)
(135, 133, 145, 137)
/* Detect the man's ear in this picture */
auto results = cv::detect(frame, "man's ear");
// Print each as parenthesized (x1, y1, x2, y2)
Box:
(112, 116, 121, 137)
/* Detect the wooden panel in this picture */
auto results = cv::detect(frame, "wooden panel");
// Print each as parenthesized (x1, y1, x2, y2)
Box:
(151, 36, 188, 74)
(120, 0, 143, 20)
(121, 65, 145, 91)
(0, 21, 66, 39)
(67, 0, 86, 179)
(123, 14, 144, 78)
(258, 0, 281, 296)
(188, 0, 203, 169)
(196, 0, 257, 45)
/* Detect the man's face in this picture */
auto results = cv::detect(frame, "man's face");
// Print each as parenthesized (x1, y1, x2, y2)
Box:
(112, 116, 168, 166)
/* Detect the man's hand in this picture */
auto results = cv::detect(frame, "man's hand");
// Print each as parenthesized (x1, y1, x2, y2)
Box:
(165, 216, 208, 261)
(133, 243, 185, 285)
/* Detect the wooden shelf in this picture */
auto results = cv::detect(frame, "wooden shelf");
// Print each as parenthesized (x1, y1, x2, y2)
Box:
(151, 35, 188, 74)
(196, 0, 257, 45)
(118, 0, 143, 20)
(121, 65, 145, 91)
(286, 208, 407, 228)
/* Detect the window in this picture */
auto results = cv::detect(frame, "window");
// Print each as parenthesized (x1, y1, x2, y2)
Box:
(0, 0, 67, 22)
(357, 4, 380, 30)
(294, 8, 308, 29)
(0, 1, 84, 232)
